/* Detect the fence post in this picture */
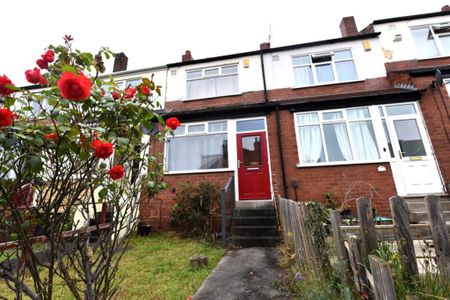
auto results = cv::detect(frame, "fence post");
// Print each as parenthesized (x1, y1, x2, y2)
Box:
(221, 188, 226, 248)
(330, 210, 348, 263)
(289, 201, 303, 264)
(298, 202, 317, 269)
(424, 195, 450, 280)
(389, 196, 419, 277)
(369, 255, 397, 300)
(357, 197, 378, 259)
(349, 235, 370, 296)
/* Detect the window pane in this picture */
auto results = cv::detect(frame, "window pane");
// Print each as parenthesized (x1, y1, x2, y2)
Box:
(209, 121, 227, 132)
(312, 55, 332, 63)
(167, 134, 228, 171)
(439, 34, 450, 55)
(382, 120, 395, 158)
(173, 125, 186, 136)
(316, 64, 335, 83)
(236, 119, 265, 132)
(411, 27, 440, 58)
(349, 121, 380, 160)
(378, 106, 384, 117)
(292, 55, 310, 65)
(222, 65, 238, 74)
(215, 75, 238, 96)
(242, 136, 262, 166)
(126, 79, 141, 87)
(186, 78, 216, 99)
(187, 70, 202, 80)
(205, 68, 219, 76)
(323, 123, 352, 161)
(188, 124, 205, 133)
(386, 104, 416, 116)
(334, 50, 353, 60)
(298, 125, 325, 163)
(347, 108, 370, 119)
(297, 113, 318, 125)
(393, 119, 426, 157)
(336, 60, 357, 81)
(323, 111, 343, 120)
(294, 66, 314, 87)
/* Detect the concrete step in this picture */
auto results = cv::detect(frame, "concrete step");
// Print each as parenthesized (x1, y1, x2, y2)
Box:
(410, 211, 450, 223)
(231, 226, 278, 237)
(234, 208, 276, 218)
(404, 195, 450, 203)
(406, 201, 450, 213)
(232, 216, 278, 227)
(231, 236, 280, 247)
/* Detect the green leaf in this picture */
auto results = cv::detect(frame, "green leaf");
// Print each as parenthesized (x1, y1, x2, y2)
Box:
(27, 156, 44, 173)
(61, 65, 78, 75)
(117, 137, 129, 145)
(79, 150, 89, 161)
(3, 97, 15, 108)
(98, 188, 108, 199)
(4, 84, 20, 91)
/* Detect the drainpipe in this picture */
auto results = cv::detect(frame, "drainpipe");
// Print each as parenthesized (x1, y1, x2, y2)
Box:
(259, 46, 289, 198)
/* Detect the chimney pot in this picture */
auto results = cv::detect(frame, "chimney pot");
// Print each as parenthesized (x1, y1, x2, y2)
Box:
(260, 42, 270, 50)
(442, 5, 450, 11)
(339, 16, 358, 37)
(113, 52, 128, 72)
(182, 50, 193, 62)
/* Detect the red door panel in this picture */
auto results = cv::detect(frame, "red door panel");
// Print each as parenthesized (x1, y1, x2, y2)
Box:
(237, 132, 271, 200)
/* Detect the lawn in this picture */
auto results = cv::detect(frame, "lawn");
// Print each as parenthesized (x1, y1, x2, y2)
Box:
(0, 233, 225, 299)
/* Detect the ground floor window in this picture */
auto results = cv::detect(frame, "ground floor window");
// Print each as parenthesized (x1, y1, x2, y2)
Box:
(166, 121, 228, 172)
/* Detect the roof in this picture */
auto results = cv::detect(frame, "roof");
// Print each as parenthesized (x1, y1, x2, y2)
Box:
(373, 10, 450, 25)
(167, 32, 380, 68)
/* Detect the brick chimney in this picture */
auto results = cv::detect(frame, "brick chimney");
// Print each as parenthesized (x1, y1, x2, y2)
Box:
(442, 5, 450, 11)
(260, 42, 270, 50)
(113, 52, 128, 72)
(182, 50, 193, 62)
(340, 16, 358, 37)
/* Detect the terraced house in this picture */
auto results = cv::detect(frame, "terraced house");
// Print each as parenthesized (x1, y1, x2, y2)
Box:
(110, 7, 450, 230)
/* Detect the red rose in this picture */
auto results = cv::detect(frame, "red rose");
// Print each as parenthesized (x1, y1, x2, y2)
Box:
(39, 75, 47, 87)
(166, 117, 181, 130)
(44, 133, 58, 141)
(0, 75, 15, 97)
(41, 50, 55, 63)
(91, 139, 102, 149)
(93, 141, 113, 159)
(25, 68, 42, 84)
(108, 165, 125, 180)
(57, 71, 91, 101)
(0, 108, 13, 127)
(36, 59, 48, 70)
(124, 87, 137, 99)
(141, 85, 151, 96)
(112, 91, 121, 100)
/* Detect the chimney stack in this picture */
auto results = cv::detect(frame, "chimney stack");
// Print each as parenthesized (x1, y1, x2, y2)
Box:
(442, 5, 450, 11)
(340, 16, 358, 37)
(113, 52, 128, 72)
(260, 42, 271, 50)
(182, 50, 193, 62)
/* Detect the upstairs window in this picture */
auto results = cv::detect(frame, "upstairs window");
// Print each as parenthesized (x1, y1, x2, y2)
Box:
(292, 49, 357, 87)
(186, 65, 238, 99)
(411, 24, 450, 58)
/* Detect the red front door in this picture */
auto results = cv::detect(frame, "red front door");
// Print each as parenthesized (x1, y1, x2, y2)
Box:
(237, 132, 271, 200)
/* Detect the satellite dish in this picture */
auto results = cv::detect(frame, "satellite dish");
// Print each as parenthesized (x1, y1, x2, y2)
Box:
(435, 69, 443, 87)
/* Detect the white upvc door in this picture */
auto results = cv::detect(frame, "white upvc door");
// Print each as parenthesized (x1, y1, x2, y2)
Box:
(381, 103, 445, 196)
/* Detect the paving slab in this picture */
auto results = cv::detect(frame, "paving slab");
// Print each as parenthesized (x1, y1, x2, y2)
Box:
(193, 247, 289, 300)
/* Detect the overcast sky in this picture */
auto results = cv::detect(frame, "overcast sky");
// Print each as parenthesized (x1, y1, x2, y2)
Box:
(1, 0, 448, 86)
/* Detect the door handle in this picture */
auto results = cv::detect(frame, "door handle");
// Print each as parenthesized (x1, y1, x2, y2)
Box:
(247, 167, 259, 171)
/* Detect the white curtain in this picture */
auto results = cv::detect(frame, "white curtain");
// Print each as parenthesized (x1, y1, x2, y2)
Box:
(298, 125, 323, 163)
(334, 123, 353, 161)
(187, 78, 216, 99)
(349, 121, 379, 160)
(294, 66, 313, 87)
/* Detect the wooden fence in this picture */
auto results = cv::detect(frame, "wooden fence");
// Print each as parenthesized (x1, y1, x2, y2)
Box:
(278, 195, 450, 300)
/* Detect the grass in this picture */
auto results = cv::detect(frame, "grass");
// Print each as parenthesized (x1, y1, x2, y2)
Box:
(0, 233, 225, 299)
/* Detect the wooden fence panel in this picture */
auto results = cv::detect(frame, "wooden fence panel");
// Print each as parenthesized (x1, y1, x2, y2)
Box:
(424, 195, 450, 280)
(330, 210, 348, 262)
(298, 202, 317, 268)
(369, 255, 397, 300)
(389, 196, 419, 277)
(357, 197, 378, 259)
(348, 235, 370, 295)
(289, 201, 305, 264)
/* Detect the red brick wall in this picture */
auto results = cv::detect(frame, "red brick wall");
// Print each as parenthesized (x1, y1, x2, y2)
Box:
(140, 171, 233, 230)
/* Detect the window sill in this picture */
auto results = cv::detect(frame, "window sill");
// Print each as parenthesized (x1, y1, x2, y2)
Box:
(296, 159, 390, 168)
(164, 168, 233, 175)
(417, 55, 450, 61)
(182, 92, 243, 102)
(292, 79, 365, 90)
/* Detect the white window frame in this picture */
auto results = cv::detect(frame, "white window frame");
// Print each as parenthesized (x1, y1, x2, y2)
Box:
(185, 64, 239, 100)
(411, 24, 450, 59)
(292, 48, 359, 88)
(164, 120, 231, 174)
(294, 105, 388, 167)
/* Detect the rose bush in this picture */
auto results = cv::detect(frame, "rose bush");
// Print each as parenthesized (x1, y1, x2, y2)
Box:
(0, 36, 174, 299)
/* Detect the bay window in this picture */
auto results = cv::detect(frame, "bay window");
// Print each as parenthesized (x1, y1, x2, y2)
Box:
(166, 121, 228, 172)
(186, 65, 238, 99)
(295, 107, 380, 165)
(292, 49, 358, 87)
(411, 24, 450, 58)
